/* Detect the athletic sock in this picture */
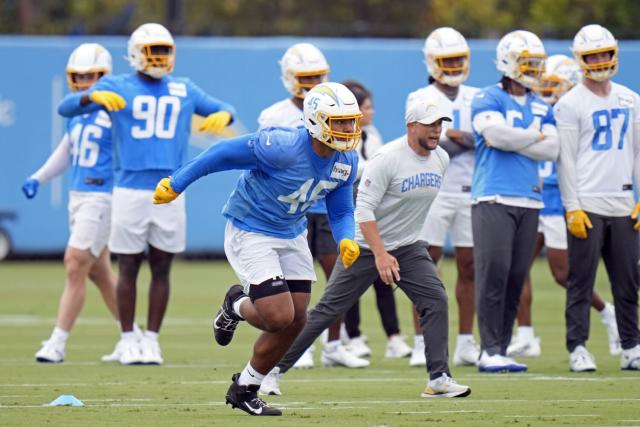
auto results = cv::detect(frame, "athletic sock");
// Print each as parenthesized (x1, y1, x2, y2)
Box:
(414, 335, 424, 348)
(518, 326, 535, 341)
(324, 340, 340, 353)
(232, 296, 249, 319)
(51, 326, 69, 343)
(456, 334, 474, 347)
(238, 362, 265, 386)
(598, 302, 614, 319)
(144, 330, 159, 341)
(121, 331, 137, 341)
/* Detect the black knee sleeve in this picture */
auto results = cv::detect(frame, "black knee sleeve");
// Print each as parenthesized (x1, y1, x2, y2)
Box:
(248, 276, 289, 302)
(287, 280, 312, 294)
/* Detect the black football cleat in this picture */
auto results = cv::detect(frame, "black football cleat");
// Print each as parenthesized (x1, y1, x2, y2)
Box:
(213, 284, 245, 346)
(225, 373, 282, 416)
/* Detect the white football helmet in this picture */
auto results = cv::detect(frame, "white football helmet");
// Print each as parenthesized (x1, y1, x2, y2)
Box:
(423, 27, 470, 87)
(536, 54, 581, 104)
(128, 23, 175, 79)
(66, 43, 112, 92)
(496, 30, 546, 89)
(303, 82, 362, 151)
(572, 24, 618, 82)
(280, 43, 330, 99)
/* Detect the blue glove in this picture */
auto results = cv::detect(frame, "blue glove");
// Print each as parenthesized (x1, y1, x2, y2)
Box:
(22, 178, 39, 199)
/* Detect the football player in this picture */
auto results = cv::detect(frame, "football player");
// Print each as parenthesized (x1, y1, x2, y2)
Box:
(23, 43, 122, 363)
(556, 24, 640, 372)
(153, 82, 361, 416)
(263, 98, 471, 399)
(57, 23, 236, 365)
(406, 27, 480, 368)
(257, 43, 368, 371)
(509, 54, 620, 358)
(471, 30, 559, 373)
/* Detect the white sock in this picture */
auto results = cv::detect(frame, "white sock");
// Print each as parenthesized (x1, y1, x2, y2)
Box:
(414, 335, 424, 348)
(133, 323, 143, 337)
(51, 327, 69, 343)
(237, 362, 265, 386)
(598, 302, 614, 319)
(456, 334, 473, 347)
(232, 296, 249, 319)
(144, 330, 159, 341)
(518, 326, 535, 341)
(121, 331, 137, 341)
(324, 340, 340, 353)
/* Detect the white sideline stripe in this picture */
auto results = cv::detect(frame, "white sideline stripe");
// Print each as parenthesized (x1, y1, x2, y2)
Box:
(387, 410, 485, 414)
(506, 414, 598, 418)
(0, 315, 209, 326)
(0, 402, 227, 409)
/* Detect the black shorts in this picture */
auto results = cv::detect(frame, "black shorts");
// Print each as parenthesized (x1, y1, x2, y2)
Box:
(306, 213, 338, 257)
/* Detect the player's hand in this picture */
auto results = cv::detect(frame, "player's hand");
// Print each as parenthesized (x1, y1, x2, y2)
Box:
(199, 111, 232, 134)
(566, 209, 592, 239)
(89, 90, 126, 112)
(374, 250, 400, 286)
(22, 178, 39, 199)
(631, 202, 640, 230)
(339, 239, 360, 269)
(153, 177, 180, 204)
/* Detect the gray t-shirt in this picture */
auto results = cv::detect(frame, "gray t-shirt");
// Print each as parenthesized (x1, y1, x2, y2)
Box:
(355, 135, 449, 251)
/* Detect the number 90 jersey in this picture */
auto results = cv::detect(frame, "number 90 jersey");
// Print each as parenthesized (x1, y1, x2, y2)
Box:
(66, 110, 113, 192)
(91, 74, 234, 173)
(223, 127, 358, 239)
(554, 82, 640, 198)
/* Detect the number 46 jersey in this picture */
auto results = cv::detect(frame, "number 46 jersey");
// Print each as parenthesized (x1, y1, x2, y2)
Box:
(223, 127, 358, 239)
(554, 82, 640, 199)
(90, 73, 234, 177)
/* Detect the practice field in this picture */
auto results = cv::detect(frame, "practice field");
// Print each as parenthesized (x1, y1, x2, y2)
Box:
(0, 258, 638, 426)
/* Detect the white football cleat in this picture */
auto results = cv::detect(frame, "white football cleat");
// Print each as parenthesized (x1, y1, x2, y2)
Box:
(409, 346, 426, 367)
(35, 339, 65, 363)
(140, 337, 163, 365)
(259, 367, 282, 396)
(507, 336, 541, 358)
(292, 346, 314, 369)
(478, 351, 527, 373)
(346, 336, 372, 358)
(620, 344, 640, 371)
(101, 338, 127, 362)
(421, 373, 471, 398)
(118, 338, 144, 365)
(385, 335, 412, 358)
(569, 345, 597, 372)
(321, 344, 370, 368)
(600, 304, 621, 356)
(453, 337, 480, 366)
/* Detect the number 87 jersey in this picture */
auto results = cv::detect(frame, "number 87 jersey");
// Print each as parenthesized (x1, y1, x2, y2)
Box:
(90, 73, 235, 174)
(554, 81, 640, 198)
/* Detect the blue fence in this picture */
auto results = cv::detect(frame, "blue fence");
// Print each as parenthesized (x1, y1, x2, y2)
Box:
(2, 36, 639, 254)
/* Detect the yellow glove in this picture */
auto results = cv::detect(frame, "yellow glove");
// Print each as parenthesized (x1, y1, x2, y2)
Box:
(89, 90, 126, 112)
(631, 202, 640, 230)
(339, 239, 360, 269)
(566, 209, 592, 239)
(199, 111, 232, 134)
(153, 177, 180, 204)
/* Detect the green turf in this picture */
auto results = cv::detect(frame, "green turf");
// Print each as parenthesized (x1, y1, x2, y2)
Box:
(0, 258, 638, 426)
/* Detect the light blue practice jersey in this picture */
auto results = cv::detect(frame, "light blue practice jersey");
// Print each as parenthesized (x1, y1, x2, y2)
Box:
(59, 73, 235, 190)
(539, 161, 563, 216)
(66, 109, 113, 192)
(223, 127, 358, 238)
(471, 84, 555, 201)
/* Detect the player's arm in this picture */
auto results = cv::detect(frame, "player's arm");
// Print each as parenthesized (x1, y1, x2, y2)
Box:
(475, 114, 542, 151)
(153, 134, 259, 203)
(22, 134, 72, 199)
(516, 123, 559, 161)
(190, 82, 237, 134)
(355, 154, 399, 284)
(58, 78, 125, 117)
(58, 92, 102, 117)
(630, 121, 640, 228)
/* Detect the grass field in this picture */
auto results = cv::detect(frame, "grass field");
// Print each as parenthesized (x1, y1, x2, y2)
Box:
(1, 258, 638, 426)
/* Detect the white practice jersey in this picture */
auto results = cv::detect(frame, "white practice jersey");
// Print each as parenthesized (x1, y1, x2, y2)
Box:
(355, 135, 449, 251)
(555, 82, 640, 215)
(257, 98, 303, 129)
(406, 84, 479, 195)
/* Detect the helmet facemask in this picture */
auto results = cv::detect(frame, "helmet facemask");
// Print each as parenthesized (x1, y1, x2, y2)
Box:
(313, 112, 363, 151)
(514, 52, 546, 89)
(66, 70, 107, 92)
(136, 42, 175, 78)
(428, 52, 470, 87)
(292, 69, 329, 99)
(577, 47, 618, 82)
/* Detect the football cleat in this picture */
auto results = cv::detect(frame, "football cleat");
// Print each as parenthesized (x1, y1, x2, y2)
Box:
(101, 338, 126, 363)
(346, 336, 372, 358)
(226, 373, 282, 416)
(478, 351, 527, 373)
(213, 284, 246, 346)
(384, 335, 412, 359)
(35, 339, 65, 363)
(118, 338, 144, 365)
(453, 337, 481, 366)
(292, 346, 314, 369)
(620, 345, 640, 371)
(569, 345, 597, 372)
(321, 344, 370, 368)
(507, 336, 541, 358)
(409, 338, 426, 367)
(421, 373, 471, 398)
(139, 336, 163, 365)
(259, 367, 282, 396)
